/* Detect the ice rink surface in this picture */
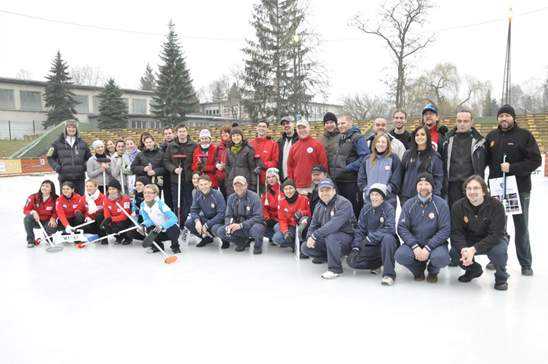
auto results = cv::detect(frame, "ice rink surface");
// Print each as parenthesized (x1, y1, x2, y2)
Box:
(0, 173, 547, 364)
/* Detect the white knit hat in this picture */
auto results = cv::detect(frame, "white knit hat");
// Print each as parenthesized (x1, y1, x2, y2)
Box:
(199, 129, 212, 139)
(92, 140, 104, 149)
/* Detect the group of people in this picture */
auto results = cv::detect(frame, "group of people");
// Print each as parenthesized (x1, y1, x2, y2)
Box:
(22, 103, 541, 290)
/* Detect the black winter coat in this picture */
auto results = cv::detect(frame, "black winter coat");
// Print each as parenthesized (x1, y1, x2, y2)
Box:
(47, 134, 92, 181)
(225, 143, 257, 195)
(163, 138, 197, 183)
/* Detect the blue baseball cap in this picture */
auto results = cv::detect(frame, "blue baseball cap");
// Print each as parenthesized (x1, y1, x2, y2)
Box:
(318, 178, 336, 189)
(422, 103, 438, 115)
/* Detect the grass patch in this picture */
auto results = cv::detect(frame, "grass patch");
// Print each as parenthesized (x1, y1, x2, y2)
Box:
(0, 139, 34, 157)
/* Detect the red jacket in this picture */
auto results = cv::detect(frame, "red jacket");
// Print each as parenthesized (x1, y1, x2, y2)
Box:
(287, 136, 328, 188)
(278, 194, 311, 234)
(249, 137, 279, 185)
(427, 125, 440, 151)
(78, 193, 106, 220)
(214, 141, 229, 184)
(56, 193, 84, 227)
(192, 144, 219, 188)
(261, 183, 281, 221)
(24, 193, 57, 221)
(103, 195, 131, 223)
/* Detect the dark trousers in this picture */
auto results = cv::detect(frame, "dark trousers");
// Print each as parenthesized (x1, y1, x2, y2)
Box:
(301, 232, 353, 274)
(171, 180, 193, 228)
(216, 223, 266, 249)
(347, 234, 399, 277)
(184, 217, 223, 240)
(147, 225, 180, 250)
(162, 174, 173, 210)
(460, 239, 509, 284)
(24, 215, 58, 243)
(511, 192, 532, 268)
(395, 244, 450, 276)
(336, 181, 361, 219)
(74, 211, 105, 236)
(102, 218, 132, 239)
(447, 181, 466, 265)
(58, 177, 85, 196)
(63, 215, 85, 230)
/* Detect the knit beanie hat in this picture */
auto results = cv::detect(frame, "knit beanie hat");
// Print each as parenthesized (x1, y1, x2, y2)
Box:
(416, 172, 434, 187)
(323, 112, 338, 124)
(497, 104, 516, 120)
(368, 183, 387, 199)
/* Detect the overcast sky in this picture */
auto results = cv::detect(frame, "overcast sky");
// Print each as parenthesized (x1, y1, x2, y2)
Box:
(1, 0, 546, 105)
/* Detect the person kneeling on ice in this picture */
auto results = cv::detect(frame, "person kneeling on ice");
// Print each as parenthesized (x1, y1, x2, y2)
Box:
(101, 180, 133, 245)
(138, 184, 181, 254)
(450, 175, 509, 290)
(216, 176, 265, 254)
(56, 181, 85, 234)
(272, 179, 310, 258)
(23, 180, 59, 248)
(76, 180, 106, 236)
(347, 183, 399, 286)
(186, 174, 226, 248)
(301, 178, 355, 279)
(395, 172, 451, 283)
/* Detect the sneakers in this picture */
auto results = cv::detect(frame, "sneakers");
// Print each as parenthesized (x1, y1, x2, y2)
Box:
(253, 246, 262, 255)
(172, 247, 181, 254)
(494, 282, 509, 291)
(381, 276, 395, 286)
(27, 242, 35, 248)
(235, 240, 250, 252)
(196, 236, 213, 248)
(426, 273, 438, 283)
(414, 271, 426, 281)
(180, 228, 189, 243)
(321, 271, 340, 279)
(145, 247, 159, 254)
(312, 257, 327, 264)
(521, 267, 534, 276)
(299, 253, 309, 259)
(486, 261, 496, 270)
(458, 267, 483, 283)
(221, 240, 230, 249)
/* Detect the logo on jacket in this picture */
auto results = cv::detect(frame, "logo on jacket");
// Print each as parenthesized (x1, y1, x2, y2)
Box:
(330, 210, 334, 217)
(246, 206, 251, 211)
(384, 166, 390, 171)
(428, 212, 435, 219)
(490, 140, 495, 148)
(306, 147, 314, 153)
(211, 203, 215, 208)
(380, 216, 384, 224)
(464, 216, 469, 224)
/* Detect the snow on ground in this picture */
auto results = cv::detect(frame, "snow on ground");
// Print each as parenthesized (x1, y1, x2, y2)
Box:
(0, 173, 547, 364)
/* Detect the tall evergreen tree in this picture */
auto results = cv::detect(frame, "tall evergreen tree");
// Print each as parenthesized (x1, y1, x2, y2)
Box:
(151, 22, 198, 125)
(97, 79, 128, 129)
(242, 0, 318, 120)
(43, 51, 78, 128)
(140, 63, 156, 91)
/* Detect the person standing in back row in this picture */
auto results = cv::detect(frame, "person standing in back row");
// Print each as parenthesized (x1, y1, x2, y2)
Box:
(485, 104, 541, 276)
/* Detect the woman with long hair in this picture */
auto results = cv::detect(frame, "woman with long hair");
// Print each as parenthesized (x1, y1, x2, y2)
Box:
(23, 180, 59, 247)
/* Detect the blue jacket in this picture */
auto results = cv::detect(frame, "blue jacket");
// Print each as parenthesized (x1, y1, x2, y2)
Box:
(307, 194, 355, 241)
(189, 188, 226, 227)
(357, 153, 402, 204)
(397, 195, 450, 252)
(140, 199, 178, 230)
(225, 190, 264, 229)
(400, 150, 443, 199)
(352, 201, 396, 249)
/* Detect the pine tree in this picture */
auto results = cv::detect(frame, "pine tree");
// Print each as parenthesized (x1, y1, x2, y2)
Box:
(43, 51, 78, 128)
(97, 79, 128, 129)
(151, 21, 198, 125)
(242, 0, 318, 120)
(140, 63, 156, 91)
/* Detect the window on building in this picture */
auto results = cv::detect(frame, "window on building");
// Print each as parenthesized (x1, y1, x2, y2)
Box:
(132, 98, 147, 114)
(20, 91, 42, 111)
(0, 89, 15, 110)
(92, 96, 101, 113)
(74, 95, 89, 114)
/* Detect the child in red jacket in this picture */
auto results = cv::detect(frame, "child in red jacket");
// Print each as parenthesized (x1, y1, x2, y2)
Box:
(261, 167, 281, 241)
(23, 179, 59, 247)
(56, 181, 85, 233)
(77, 179, 106, 236)
(273, 179, 311, 252)
(101, 179, 132, 245)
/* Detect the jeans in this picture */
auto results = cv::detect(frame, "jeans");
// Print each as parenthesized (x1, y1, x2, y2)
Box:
(23, 215, 58, 244)
(512, 192, 532, 268)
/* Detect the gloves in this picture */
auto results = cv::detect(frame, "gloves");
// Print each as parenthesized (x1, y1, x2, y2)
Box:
(65, 225, 73, 234)
(153, 225, 163, 234)
(253, 166, 262, 175)
(100, 217, 112, 230)
(294, 211, 303, 220)
(85, 217, 93, 223)
(265, 219, 277, 228)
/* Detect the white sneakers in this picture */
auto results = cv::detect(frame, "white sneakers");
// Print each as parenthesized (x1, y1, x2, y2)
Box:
(381, 276, 395, 286)
(321, 271, 340, 279)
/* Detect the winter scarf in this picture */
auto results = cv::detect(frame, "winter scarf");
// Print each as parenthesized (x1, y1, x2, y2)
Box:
(85, 189, 101, 214)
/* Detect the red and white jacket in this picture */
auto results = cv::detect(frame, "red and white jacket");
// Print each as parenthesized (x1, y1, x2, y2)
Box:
(287, 136, 328, 188)
(192, 144, 219, 188)
(261, 183, 281, 221)
(56, 193, 84, 227)
(248, 137, 279, 185)
(103, 195, 131, 223)
(23, 193, 57, 221)
(277, 194, 311, 234)
(78, 193, 106, 220)
(214, 141, 229, 184)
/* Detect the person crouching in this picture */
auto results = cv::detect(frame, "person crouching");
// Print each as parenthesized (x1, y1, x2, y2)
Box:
(139, 184, 181, 254)
(101, 179, 132, 245)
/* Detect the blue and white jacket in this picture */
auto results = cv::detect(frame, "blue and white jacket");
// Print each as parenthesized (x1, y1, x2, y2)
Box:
(140, 198, 178, 230)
